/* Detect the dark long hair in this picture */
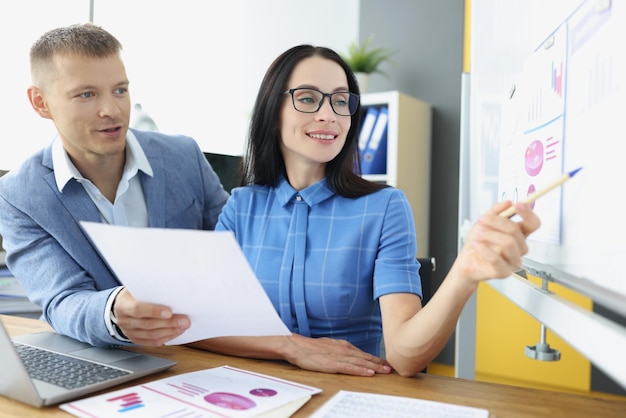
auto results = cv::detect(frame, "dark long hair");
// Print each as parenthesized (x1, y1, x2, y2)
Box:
(241, 44, 388, 198)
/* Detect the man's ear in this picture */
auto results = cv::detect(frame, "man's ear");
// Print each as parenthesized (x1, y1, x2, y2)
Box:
(27, 86, 52, 120)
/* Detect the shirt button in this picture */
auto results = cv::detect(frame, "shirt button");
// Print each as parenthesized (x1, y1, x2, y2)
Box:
(296, 195, 302, 201)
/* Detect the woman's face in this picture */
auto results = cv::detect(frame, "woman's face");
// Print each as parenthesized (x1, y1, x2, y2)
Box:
(279, 56, 352, 179)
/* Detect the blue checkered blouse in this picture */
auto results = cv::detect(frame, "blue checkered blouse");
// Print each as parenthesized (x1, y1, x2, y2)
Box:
(215, 176, 422, 356)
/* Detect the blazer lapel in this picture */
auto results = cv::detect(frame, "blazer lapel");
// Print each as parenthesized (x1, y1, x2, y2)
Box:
(42, 172, 117, 280)
(138, 138, 167, 228)
(41, 145, 101, 226)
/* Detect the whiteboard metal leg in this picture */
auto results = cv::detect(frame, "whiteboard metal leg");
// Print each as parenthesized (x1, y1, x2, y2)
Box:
(455, 71, 476, 380)
(455, 292, 477, 379)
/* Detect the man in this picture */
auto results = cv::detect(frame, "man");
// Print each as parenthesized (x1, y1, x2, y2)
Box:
(0, 23, 229, 347)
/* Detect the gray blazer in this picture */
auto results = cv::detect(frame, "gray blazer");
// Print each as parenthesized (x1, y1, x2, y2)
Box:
(0, 129, 229, 346)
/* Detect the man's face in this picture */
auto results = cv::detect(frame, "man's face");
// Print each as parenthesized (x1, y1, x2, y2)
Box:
(31, 52, 131, 167)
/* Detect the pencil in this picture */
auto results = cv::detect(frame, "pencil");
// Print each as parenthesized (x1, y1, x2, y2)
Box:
(499, 167, 583, 218)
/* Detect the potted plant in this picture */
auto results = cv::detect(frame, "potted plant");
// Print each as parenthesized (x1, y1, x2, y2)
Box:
(341, 34, 396, 93)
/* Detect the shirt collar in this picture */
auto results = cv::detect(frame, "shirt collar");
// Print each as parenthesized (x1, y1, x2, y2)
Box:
(52, 130, 153, 192)
(276, 175, 335, 207)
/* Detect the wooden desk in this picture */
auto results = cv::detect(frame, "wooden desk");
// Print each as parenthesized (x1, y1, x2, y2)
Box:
(2, 314, 625, 417)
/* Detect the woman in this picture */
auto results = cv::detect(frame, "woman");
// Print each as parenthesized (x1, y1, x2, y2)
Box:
(190, 45, 540, 377)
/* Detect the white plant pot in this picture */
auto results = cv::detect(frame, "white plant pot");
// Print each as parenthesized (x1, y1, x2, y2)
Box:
(355, 72, 370, 94)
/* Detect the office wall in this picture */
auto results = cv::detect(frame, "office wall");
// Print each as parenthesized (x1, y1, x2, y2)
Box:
(0, 0, 88, 170)
(95, 0, 359, 157)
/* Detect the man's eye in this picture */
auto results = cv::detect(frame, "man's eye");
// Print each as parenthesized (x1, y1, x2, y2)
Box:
(79, 92, 94, 98)
(114, 87, 128, 95)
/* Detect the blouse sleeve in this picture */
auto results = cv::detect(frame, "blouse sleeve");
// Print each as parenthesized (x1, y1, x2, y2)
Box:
(215, 189, 237, 232)
(372, 188, 422, 300)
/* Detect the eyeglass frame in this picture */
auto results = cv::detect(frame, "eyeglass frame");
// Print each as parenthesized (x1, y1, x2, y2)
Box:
(283, 88, 360, 116)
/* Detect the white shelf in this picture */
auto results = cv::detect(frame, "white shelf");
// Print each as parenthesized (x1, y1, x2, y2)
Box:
(359, 91, 432, 257)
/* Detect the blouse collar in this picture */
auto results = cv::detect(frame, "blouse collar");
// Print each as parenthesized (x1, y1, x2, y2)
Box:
(276, 175, 335, 207)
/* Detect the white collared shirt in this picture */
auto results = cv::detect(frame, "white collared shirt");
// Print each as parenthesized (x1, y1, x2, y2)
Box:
(52, 130, 153, 227)
(52, 131, 154, 342)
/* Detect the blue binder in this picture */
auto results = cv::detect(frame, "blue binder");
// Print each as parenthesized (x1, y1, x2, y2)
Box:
(358, 107, 379, 165)
(361, 107, 388, 175)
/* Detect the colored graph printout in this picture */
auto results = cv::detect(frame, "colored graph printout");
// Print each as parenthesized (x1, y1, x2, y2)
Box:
(60, 366, 321, 418)
(498, 23, 567, 244)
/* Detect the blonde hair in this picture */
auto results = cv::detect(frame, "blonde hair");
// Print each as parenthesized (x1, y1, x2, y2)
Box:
(30, 23, 123, 87)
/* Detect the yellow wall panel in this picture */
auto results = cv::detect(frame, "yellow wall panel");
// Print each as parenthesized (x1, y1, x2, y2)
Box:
(475, 280, 592, 393)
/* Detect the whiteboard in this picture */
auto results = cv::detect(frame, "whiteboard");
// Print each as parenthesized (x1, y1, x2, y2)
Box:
(469, 0, 626, 314)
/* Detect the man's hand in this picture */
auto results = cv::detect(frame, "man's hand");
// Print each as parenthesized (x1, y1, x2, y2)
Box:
(112, 288, 190, 346)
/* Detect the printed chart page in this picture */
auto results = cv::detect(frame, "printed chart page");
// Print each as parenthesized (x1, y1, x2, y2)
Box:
(310, 390, 489, 418)
(61, 366, 321, 418)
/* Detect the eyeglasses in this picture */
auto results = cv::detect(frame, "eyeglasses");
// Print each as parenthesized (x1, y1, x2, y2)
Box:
(284, 88, 360, 116)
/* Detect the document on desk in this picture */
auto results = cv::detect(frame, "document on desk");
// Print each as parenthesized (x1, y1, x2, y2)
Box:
(80, 222, 291, 345)
(60, 365, 321, 418)
(310, 390, 489, 418)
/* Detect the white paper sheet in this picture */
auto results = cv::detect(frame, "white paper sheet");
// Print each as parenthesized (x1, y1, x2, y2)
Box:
(80, 222, 290, 345)
(309, 390, 489, 418)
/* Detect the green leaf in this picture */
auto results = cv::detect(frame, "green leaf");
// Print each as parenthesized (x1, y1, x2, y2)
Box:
(341, 34, 396, 75)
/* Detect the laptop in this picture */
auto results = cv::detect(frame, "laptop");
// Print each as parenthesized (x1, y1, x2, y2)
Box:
(0, 319, 176, 407)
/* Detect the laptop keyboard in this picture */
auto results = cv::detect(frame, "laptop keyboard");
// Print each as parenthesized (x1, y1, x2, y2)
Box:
(14, 342, 130, 390)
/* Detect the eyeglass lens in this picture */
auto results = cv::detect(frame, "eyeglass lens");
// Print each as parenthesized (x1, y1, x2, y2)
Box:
(290, 89, 359, 116)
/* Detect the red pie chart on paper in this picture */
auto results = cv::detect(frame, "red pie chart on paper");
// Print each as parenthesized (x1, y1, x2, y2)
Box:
(204, 392, 256, 410)
(250, 388, 278, 397)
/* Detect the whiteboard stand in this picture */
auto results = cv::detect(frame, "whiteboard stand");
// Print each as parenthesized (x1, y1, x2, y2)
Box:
(525, 323, 561, 361)
(454, 72, 476, 380)
(488, 272, 626, 390)
(455, 294, 477, 379)
(523, 277, 561, 362)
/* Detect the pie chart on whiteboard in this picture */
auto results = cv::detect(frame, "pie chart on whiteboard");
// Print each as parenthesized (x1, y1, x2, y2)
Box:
(525, 140, 543, 177)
